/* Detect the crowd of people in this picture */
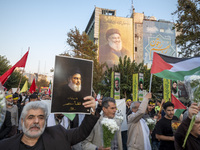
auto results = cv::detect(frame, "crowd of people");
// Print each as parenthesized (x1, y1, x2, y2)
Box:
(0, 89, 200, 150)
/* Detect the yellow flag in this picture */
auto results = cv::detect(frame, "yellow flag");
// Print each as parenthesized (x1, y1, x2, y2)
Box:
(163, 78, 171, 102)
(132, 73, 138, 102)
(20, 80, 28, 93)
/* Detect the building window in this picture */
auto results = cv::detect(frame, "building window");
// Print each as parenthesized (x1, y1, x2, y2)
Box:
(135, 47, 137, 52)
(102, 10, 115, 16)
(160, 29, 164, 32)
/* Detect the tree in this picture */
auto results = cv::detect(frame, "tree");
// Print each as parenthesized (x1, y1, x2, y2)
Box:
(100, 56, 163, 99)
(62, 27, 105, 93)
(173, 0, 200, 57)
(36, 79, 49, 90)
(0, 55, 28, 90)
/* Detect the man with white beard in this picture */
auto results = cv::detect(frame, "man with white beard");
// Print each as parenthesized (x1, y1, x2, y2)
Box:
(68, 73, 82, 92)
(99, 28, 132, 67)
(0, 97, 99, 150)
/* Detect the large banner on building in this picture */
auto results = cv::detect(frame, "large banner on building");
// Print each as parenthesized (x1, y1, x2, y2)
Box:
(143, 20, 176, 67)
(114, 72, 120, 99)
(99, 15, 133, 68)
(132, 73, 138, 102)
(163, 78, 171, 102)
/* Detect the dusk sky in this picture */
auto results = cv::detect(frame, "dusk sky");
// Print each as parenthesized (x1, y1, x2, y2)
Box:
(0, 0, 178, 78)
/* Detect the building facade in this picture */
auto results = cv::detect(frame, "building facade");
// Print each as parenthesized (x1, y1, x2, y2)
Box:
(85, 7, 177, 68)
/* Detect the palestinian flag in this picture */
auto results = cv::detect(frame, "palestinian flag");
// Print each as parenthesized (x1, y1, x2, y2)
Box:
(151, 52, 200, 80)
(171, 94, 186, 118)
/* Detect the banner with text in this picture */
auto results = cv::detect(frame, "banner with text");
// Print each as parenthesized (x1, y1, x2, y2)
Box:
(132, 73, 138, 101)
(163, 78, 171, 101)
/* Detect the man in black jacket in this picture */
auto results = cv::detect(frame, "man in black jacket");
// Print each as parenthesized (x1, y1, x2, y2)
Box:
(0, 111, 12, 140)
(175, 103, 200, 150)
(0, 96, 99, 150)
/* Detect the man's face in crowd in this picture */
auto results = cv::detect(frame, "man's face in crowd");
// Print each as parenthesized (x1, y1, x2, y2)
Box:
(6, 96, 13, 106)
(13, 99, 18, 105)
(22, 109, 46, 138)
(108, 33, 122, 51)
(147, 104, 154, 112)
(126, 101, 132, 107)
(42, 95, 50, 100)
(103, 102, 117, 119)
(164, 106, 174, 119)
(156, 101, 161, 106)
(72, 74, 81, 86)
(132, 103, 140, 113)
(191, 117, 200, 137)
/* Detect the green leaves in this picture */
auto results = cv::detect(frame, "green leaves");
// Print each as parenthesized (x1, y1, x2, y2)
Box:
(173, 0, 200, 57)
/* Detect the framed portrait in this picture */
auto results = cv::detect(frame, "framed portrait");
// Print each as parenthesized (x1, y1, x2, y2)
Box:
(51, 55, 93, 114)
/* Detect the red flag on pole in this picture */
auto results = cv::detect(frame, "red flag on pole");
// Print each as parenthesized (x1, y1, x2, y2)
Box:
(48, 80, 51, 95)
(171, 94, 186, 109)
(0, 50, 29, 85)
(29, 79, 36, 93)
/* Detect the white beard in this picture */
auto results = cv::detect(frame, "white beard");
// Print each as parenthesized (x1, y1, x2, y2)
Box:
(68, 81, 81, 92)
(22, 122, 46, 138)
(108, 41, 122, 52)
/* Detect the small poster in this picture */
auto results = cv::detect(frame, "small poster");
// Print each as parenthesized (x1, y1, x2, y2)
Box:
(171, 80, 178, 98)
(114, 72, 120, 100)
(138, 73, 144, 101)
(51, 56, 93, 114)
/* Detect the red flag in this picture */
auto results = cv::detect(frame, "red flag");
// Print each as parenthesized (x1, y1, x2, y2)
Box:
(29, 79, 36, 93)
(48, 80, 51, 95)
(0, 50, 29, 85)
(171, 94, 186, 109)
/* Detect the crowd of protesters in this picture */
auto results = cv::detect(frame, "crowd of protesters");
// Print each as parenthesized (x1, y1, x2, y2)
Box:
(0, 87, 199, 150)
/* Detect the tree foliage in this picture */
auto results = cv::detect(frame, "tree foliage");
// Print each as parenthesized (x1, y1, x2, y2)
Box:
(173, 0, 200, 57)
(100, 56, 163, 100)
(62, 27, 105, 93)
(63, 27, 163, 99)
(36, 79, 49, 89)
(0, 55, 28, 90)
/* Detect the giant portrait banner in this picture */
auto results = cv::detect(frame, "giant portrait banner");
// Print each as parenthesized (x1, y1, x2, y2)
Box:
(143, 20, 176, 67)
(99, 15, 133, 68)
(51, 56, 93, 114)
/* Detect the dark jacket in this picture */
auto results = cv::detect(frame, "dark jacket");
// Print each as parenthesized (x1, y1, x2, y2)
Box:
(0, 111, 12, 140)
(175, 117, 200, 150)
(0, 114, 99, 150)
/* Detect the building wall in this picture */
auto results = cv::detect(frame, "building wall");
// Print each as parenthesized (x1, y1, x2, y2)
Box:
(85, 7, 176, 68)
(134, 23, 143, 63)
(143, 20, 176, 67)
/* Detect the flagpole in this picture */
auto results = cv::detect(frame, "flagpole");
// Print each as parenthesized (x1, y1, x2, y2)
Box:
(17, 68, 24, 92)
(17, 47, 30, 93)
(149, 74, 153, 93)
